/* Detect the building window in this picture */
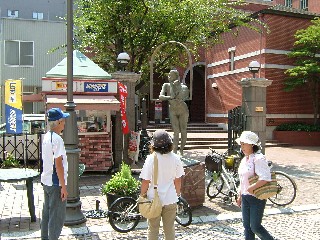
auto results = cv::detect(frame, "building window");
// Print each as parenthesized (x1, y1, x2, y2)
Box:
(7, 10, 19, 18)
(300, 0, 308, 10)
(33, 12, 44, 20)
(5, 40, 34, 66)
(228, 47, 236, 71)
(285, 0, 292, 7)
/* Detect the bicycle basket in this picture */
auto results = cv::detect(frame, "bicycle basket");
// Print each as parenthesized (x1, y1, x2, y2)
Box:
(205, 153, 222, 173)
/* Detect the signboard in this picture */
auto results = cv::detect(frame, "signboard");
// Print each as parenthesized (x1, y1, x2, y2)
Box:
(84, 82, 108, 92)
(5, 80, 23, 134)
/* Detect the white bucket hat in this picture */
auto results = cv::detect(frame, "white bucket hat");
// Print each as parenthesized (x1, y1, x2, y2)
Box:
(236, 131, 261, 146)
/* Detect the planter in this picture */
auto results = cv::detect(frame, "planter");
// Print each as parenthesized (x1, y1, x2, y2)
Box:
(106, 193, 122, 208)
(181, 161, 205, 207)
(105, 192, 138, 208)
(273, 131, 320, 146)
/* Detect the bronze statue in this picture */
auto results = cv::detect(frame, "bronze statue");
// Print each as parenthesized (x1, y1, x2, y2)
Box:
(159, 69, 189, 155)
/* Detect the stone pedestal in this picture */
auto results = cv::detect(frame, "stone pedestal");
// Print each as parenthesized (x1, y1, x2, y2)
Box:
(238, 78, 272, 153)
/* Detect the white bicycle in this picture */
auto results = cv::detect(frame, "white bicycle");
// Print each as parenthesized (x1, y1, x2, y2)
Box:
(205, 149, 297, 206)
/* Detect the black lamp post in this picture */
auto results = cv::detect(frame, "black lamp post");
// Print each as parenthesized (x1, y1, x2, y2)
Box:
(64, 0, 86, 225)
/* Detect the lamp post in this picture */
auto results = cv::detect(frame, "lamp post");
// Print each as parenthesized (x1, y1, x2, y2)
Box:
(64, 0, 86, 225)
(117, 52, 130, 71)
(248, 60, 260, 78)
(112, 53, 141, 167)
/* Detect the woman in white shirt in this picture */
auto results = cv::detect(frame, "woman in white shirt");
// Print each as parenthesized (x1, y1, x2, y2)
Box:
(140, 130, 185, 240)
(236, 131, 274, 240)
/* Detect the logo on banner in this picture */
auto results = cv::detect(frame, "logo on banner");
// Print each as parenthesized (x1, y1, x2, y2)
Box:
(5, 80, 23, 134)
(84, 82, 108, 92)
(118, 82, 130, 134)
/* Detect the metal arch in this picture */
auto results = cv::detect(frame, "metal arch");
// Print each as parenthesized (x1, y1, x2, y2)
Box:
(149, 41, 193, 101)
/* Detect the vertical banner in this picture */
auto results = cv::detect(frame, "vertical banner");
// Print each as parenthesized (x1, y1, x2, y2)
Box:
(118, 82, 130, 134)
(5, 80, 23, 134)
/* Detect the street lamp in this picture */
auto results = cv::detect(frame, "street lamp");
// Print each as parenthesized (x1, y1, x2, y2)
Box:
(117, 52, 130, 71)
(248, 60, 260, 78)
(64, 0, 86, 225)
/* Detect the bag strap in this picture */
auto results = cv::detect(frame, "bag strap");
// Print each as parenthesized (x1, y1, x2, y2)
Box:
(153, 152, 158, 188)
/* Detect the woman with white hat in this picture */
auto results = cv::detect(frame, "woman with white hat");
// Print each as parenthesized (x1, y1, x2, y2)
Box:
(236, 131, 275, 240)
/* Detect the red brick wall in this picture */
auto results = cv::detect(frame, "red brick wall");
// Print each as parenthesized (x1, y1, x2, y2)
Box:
(206, 11, 319, 126)
(79, 133, 113, 171)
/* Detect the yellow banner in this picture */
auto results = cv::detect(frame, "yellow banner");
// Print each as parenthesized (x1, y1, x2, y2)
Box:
(5, 80, 22, 110)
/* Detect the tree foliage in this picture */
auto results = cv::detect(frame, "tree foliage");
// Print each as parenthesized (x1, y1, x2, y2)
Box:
(74, 0, 253, 84)
(285, 17, 320, 125)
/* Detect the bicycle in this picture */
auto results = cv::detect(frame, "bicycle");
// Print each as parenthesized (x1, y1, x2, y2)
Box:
(205, 149, 241, 204)
(205, 148, 297, 206)
(108, 195, 192, 233)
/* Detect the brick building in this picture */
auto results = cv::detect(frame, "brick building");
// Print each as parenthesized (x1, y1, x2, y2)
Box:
(206, 3, 320, 139)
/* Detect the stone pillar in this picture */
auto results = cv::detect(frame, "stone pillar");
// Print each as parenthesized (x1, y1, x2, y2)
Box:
(238, 78, 272, 154)
(112, 72, 141, 167)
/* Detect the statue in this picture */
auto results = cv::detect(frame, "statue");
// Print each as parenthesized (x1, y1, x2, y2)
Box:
(159, 69, 189, 155)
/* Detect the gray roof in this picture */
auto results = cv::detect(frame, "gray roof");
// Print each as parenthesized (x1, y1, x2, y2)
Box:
(46, 50, 112, 79)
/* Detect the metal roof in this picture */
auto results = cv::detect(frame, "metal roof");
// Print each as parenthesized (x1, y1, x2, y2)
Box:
(45, 50, 112, 79)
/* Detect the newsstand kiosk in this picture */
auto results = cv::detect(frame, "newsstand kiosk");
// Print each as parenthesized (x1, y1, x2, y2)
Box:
(42, 50, 120, 171)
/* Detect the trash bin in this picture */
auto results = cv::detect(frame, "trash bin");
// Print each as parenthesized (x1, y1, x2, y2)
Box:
(180, 157, 205, 208)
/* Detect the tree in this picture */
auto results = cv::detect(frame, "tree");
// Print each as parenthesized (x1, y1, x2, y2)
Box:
(74, 0, 253, 86)
(285, 17, 320, 125)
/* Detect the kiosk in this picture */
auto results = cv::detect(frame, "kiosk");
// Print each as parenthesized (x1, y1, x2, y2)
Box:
(42, 51, 120, 171)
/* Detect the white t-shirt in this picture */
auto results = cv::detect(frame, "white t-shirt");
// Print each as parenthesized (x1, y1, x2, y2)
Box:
(41, 131, 68, 186)
(238, 152, 271, 196)
(139, 152, 185, 206)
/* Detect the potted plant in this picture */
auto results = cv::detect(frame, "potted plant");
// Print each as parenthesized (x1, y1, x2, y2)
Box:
(1, 151, 20, 168)
(101, 162, 140, 207)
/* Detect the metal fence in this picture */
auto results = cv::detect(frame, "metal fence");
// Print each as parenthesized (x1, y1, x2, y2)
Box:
(228, 106, 246, 155)
(0, 133, 42, 171)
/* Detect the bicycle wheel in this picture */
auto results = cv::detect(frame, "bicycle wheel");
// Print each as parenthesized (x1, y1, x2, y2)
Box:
(175, 196, 192, 227)
(268, 171, 297, 206)
(206, 175, 224, 199)
(108, 197, 140, 233)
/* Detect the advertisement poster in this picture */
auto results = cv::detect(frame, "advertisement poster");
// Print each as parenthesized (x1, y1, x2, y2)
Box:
(5, 80, 23, 134)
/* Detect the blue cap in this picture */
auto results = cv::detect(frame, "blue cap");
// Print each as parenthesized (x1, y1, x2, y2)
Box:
(47, 108, 70, 121)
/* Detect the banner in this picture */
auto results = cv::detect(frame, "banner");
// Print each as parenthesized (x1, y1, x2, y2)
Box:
(5, 80, 23, 134)
(118, 82, 130, 134)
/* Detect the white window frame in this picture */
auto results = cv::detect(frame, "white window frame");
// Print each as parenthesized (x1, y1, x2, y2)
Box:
(228, 47, 236, 71)
(32, 12, 44, 20)
(4, 40, 34, 67)
(285, 0, 292, 7)
(300, 0, 308, 10)
(8, 10, 19, 18)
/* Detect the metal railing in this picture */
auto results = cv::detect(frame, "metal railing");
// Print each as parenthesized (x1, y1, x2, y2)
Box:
(0, 133, 42, 171)
(228, 106, 246, 155)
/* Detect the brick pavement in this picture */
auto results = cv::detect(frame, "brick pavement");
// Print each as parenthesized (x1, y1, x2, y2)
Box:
(0, 145, 320, 239)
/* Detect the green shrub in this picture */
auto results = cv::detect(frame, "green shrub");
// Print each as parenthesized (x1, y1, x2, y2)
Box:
(275, 122, 320, 132)
(101, 162, 140, 197)
(1, 151, 20, 168)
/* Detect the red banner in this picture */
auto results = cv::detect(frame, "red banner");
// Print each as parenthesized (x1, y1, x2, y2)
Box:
(118, 82, 130, 134)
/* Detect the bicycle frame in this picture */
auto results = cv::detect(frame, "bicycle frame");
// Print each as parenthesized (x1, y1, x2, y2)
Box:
(220, 163, 239, 199)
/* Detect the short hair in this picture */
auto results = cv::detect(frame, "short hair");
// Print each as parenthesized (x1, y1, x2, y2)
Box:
(169, 69, 180, 81)
(253, 145, 260, 153)
(149, 143, 173, 155)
